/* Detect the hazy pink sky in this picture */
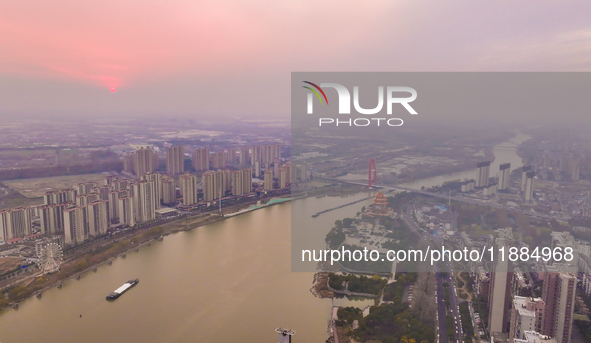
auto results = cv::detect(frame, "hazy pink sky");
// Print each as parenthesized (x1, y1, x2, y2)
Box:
(1, 0, 591, 119)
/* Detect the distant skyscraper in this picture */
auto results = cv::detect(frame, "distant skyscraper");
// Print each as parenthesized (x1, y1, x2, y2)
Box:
(299, 163, 308, 182)
(166, 145, 184, 175)
(524, 171, 535, 203)
(290, 164, 297, 183)
(239, 148, 250, 165)
(254, 161, 261, 177)
(192, 147, 210, 171)
(210, 151, 226, 169)
(488, 228, 514, 334)
(541, 272, 576, 343)
(179, 173, 198, 205)
(521, 165, 533, 192)
(476, 161, 491, 187)
(251, 144, 280, 165)
(567, 154, 580, 181)
(279, 167, 288, 189)
(226, 148, 237, 164)
(498, 163, 511, 190)
(264, 170, 274, 191)
(273, 160, 279, 178)
(125, 147, 158, 177)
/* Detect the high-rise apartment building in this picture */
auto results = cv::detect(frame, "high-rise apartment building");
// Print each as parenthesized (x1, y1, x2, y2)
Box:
(166, 145, 185, 175)
(77, 182, 98, 195)
(108, 191, 120, 223)
(87, 200, 109, 236)
(124, 147, 158, 176)
(38, 204, 68, 235)
(279, 167, 288, 189)
(567, 154, 580, 181)
(264, 170, 274, 191)
(476, 161, 491, 187)
(201, 171, 215, 202)
(521, 165, 533, 192)
(76, 193, 99, 207)
(239, 148, 250, 165)
(118, 196, 135, 226)
(514, 331, 557, 343)
(142, 172, 162, 207)
(524, 171, 535, 203)
(509, 296, 545, 341)
(251, 144, 281, 166)
(290, 164, 297, 183)
(254, 161, 261, 178)
(63, 206, 88, 244)
(0, 207, 33, 241)
(201, 170, 231, 201)
(43, 188, 76, 205)
(498, 163, 511, 190)
(488, 228, 514, 334)
(179, 173, 198, 205)
(541, 272, 576, 343)
(226, 148, 237, 164)
(210, 151, 226, 169)
(273, 160, 280, 179)
(98, 185, 111, 201)
(230, 168, 253, 195)
(38, 205, 57, 235)
(299, 163, 308, 182)
(192, 147, 210, 171)
(111, 179, 129, 191)
(131, 180, 157, 223)
(161, 176, 176, 204)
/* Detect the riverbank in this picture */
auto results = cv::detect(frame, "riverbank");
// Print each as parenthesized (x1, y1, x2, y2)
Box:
(0, 195, 292, 311)
(311, 272, 334, 299)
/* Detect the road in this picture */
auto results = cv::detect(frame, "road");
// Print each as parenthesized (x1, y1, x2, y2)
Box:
(400, 204, 464, 343)
(435, 271, 448, 343)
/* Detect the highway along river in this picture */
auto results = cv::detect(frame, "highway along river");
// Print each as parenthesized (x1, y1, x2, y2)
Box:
(0, 195, 375, 343)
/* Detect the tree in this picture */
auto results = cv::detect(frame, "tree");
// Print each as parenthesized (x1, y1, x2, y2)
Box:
(343, 218, 354, 228)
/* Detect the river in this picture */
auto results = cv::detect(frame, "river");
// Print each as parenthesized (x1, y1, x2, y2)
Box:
(400, 132, 532, 190)
(0, 194, 375, 343)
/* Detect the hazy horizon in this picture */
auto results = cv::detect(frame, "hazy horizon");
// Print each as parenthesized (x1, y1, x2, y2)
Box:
(2, 1, 591, 123)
